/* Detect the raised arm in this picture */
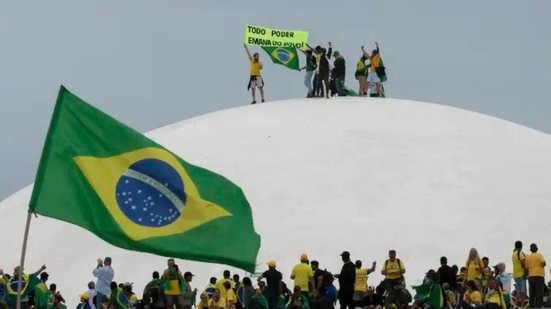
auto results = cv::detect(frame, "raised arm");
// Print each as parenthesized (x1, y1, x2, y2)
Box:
(327, 42, 332, 59)
(244, 44, 252, 60)
(33, 265, 47, 277)
(361, 46, 370, 59)
(375, 42, 380, 54)
(368, 261, 377, 274)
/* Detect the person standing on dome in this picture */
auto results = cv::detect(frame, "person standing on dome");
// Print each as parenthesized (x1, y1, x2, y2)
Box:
(291, 254, 314, 299)
(335, 251, 355, 309)
(464, 249, 483, 284)
(93, 257, 114, 309)
(257, 261, 282, 309)
(244, 44, 265, 104)
(511, 241, 527, 306)
(525, 243, 546, 308)
(332, 51, 346, 97)
(299, 48, 317, 98)
(352, 260, 376, 308)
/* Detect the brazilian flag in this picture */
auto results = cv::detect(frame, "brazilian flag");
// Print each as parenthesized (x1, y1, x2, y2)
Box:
(29, 86, 261, 272)
(261, 46, 299, 70)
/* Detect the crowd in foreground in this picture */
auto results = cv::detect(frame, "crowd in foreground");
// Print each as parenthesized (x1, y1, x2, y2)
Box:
(1, 241, 550, 309)
(244, 42, 387, 104)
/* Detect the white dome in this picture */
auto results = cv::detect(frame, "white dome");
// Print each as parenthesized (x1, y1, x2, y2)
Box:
(2, 97, 551, 307)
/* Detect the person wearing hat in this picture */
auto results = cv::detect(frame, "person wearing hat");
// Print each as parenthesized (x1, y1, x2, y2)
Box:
(525, 243, 546, 308)
(257, 261, 282, 309)
(335, 251, 355, 309)
(182, 272, 198, 309)
(93, 257, 114, 309)
(291, 254, 314, 299)
(77, 293, 92, 309)
(332, 50, 346, 97)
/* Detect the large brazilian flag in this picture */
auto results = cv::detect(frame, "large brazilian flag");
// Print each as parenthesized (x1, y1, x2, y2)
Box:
(29, 86, 261, 272)
(261, 46, 299, 70)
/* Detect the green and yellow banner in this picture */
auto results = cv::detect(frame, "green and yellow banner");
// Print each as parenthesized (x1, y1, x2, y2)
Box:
(244, 24, 308, 50)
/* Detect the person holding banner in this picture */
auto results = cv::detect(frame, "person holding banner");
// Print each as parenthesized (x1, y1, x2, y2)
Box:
(244, 44, 265, 104)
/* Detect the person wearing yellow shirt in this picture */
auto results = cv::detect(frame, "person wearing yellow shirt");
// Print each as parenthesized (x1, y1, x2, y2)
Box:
(525, 243, 546, 308)
(463, 281, 482, 306)
(209, 289, 227, 309)
(290, 254, 314, 297)
(483, 277, 507, 309)
(162, 259, 185, 309)
(215, 271, 235, 300)
(243, 44, 265, 105)
(224, 282, 237, 309)
(511, 241, 527, 305)
(353, 260, 376, 307)
(465, 248, 483, 283)
(197, 293, 210, 309)
(382, 249, 406, 293)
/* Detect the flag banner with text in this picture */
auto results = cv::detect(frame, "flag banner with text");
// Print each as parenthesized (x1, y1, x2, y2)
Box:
(244, 24, 308, 50)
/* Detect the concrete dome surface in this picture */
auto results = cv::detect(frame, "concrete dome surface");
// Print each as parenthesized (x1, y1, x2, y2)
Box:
(1, 98, 550, 306)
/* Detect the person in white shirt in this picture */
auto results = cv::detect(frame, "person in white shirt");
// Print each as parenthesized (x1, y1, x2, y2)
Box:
(93, 257, 114, 309)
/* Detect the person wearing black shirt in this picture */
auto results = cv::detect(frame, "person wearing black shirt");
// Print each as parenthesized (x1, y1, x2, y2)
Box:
(335, 251, 355, 309)
(257, 261, 282, 309)
(437, 256, 457, 292)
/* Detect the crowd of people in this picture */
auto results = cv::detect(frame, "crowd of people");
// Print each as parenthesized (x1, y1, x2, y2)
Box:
(1, 241, 550, 309)
(243, 42, 387, 104)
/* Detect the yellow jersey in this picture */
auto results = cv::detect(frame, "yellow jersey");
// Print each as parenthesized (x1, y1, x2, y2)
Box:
(291, 263, 314, 292)
(486, 289, 506, 309)
(383, 259, 405, 280)
(465, 260, 482, 282)
(525, 252, 546, 277)
(215, 279, 235, 299)
(512, 250, 526, 279)
(226, 289, 237, 307)
(354, 268, 368, 292)
(209, 298, 227, 309)
(250, 59, 262, 76)
(464, 290, 482, 304)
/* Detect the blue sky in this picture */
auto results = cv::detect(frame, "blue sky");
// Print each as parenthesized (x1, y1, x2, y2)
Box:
(0, 0, 550, 199)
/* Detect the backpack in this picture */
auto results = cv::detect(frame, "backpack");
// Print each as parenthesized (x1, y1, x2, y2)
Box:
(146, 284, 162, 304)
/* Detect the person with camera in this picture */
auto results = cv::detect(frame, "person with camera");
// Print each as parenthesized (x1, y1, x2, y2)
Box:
(93, 257, 114, 309)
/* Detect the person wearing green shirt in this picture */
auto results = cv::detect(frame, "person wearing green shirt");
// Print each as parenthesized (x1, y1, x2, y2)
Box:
(34, 272, 50, 309)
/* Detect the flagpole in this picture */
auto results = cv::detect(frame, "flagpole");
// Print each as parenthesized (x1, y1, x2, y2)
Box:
(15, 212, 33, 309)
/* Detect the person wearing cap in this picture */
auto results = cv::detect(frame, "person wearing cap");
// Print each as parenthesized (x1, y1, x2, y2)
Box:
(257, 261, 282, 309)
(93, 257, 114, 309)
(381, 250, 405, 294)
(353, 260, 376, 308)
(208, 289, 226, 309)
(291, 254, 314, 299)
(525, 243, 546, 308)
(332, 51, 346, 96)
(215, 271, 235, 301)
(162, 259, 185, 309)
(77, 293, 92, 309)
(182, 272, 197, 309)
(335, 251, 355, 309)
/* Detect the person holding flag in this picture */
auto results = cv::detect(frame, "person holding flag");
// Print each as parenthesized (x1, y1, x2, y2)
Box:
(6, 265, 46, 309)
(244, 44, 266, 104)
